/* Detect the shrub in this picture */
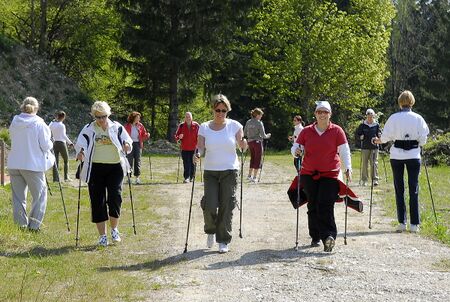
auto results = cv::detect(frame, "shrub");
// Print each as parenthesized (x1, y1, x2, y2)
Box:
(423, 132, 450, 166)
(0, 128, 10, 146)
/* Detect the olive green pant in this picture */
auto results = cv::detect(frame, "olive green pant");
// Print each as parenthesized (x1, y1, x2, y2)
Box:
(201, 170, 238, 244)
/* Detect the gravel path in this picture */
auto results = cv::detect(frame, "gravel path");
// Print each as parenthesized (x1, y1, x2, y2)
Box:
(133, 161, 450, 302)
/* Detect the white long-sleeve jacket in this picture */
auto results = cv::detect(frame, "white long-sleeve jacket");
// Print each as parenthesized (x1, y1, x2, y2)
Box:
(7, 113, 55, 172)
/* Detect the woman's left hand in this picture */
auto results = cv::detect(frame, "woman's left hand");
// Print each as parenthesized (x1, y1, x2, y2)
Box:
(345, 169, 352, 182)
(123, 142, 131, 153)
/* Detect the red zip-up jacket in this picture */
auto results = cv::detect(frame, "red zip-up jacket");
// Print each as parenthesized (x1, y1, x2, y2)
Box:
(124, 122, 150, 149)
(174, 122, 199, 151)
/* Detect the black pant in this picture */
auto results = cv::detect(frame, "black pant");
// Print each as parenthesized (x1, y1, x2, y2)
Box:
(181, 150, 195, 180)
(127, 142, 142, 177)
(300, 175, 339, 242)
(88, 163, 124, 223)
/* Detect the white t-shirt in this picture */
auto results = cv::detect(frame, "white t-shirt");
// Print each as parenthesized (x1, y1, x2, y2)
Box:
(198, 119, 243, 171)
(49, 120, 73, 144)
(292, 123, 303, 144)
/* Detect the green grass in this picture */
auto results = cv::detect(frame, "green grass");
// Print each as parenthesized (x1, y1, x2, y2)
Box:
(0, 153, 448, 300)
(351, 151, 450, 244)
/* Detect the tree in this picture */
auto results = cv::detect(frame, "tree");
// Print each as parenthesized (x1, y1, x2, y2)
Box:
(114, 0, 260, 141)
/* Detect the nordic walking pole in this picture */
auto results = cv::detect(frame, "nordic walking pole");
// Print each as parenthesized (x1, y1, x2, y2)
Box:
(294, 156, 302, 251)
(45, 175, 53, 196)
(359, 138, 363, 185)
(422, 151, 438, 223)
(257, 139, 268, 183)
(176, 150, 181, 183)
(199, 159, 203, 182)
(75, 162, 82, 247)
(368, 151, 375, 229)
(343, 171, 350, 245)
(380, 148, 388, 182)
(239, 148, 245, 238)
(54, 161, 70, 232)
(148, 154, 153, 180)
(126, 172, 137, 235)
(183, 154, 198, 253)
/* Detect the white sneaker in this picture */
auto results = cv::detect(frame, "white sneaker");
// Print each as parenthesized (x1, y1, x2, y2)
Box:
(135, 177, 141, 185)
(218, 243, 229, 253)
(207, 234, 215, 248)
(111, 228, 121, 242)
(247, 176, 253, 181)
(183, 178, 190, 183)
(410, 224, 420, 233)
(98, 234, 108, 247)
(396, 223, 406, 233)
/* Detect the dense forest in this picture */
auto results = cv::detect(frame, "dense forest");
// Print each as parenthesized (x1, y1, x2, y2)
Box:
(0, 0, 448, 149)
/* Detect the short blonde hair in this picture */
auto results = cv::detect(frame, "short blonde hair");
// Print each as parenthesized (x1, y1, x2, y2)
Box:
(20, 97, 39, 114)
(398, 90, 415, 108)
(211, 94, 231, 111)
(91, 101, 111, 117)
(251, 108, 263, 118)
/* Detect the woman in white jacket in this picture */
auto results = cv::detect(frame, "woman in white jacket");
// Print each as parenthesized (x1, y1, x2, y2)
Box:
(8, 97, 55, 231)
(75, 101, 132, 247)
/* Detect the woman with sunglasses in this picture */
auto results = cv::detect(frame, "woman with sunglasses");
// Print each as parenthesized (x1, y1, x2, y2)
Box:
(195, 94, 248, 253)
(291, 101, 352, 252)
(243, 108, 271, 182)
(75, 101, 133, 247)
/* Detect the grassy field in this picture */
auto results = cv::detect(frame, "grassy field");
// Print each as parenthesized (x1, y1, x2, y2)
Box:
(0, 152, 448, 300)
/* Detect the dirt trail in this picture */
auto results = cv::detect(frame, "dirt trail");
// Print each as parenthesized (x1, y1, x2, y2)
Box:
(131, 160, 450, 302)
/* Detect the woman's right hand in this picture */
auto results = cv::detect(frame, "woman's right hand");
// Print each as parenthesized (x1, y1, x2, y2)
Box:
(295, 147, 303, 157)
(76, 150, 85, 161)
(193, 152, 201, 164)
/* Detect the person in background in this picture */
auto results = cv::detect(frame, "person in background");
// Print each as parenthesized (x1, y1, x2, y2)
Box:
(7, 97, 55, 231)
(355, 108, 381, 186)
(195, 94, 248, 253)
(175, 112, 200, 183)
(288, 115, 304, 171)
(49, 111, 73, 182)
(291, 101, 352, 252)
(124, 111, 150, 184)
(373, 90, 429, 233)
(243, 108, 271, 182)
(75, 101, 133, 247)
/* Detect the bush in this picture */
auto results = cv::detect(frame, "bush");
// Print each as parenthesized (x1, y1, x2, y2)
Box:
(0, 128, 10, 146)
(423, 132, 450, 166)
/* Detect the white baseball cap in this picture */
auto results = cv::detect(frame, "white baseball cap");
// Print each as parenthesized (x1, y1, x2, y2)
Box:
(315, 101, 331, 113)
(366, 108, 375, 115)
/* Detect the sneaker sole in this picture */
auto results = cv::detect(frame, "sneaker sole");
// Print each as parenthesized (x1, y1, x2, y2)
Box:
(324, 237, 335, 252)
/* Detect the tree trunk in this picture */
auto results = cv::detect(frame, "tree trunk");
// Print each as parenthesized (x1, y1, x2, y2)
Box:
(39, 0, 48, 54)
(167, 62, 179, 142)
(30, 0, 36, 48)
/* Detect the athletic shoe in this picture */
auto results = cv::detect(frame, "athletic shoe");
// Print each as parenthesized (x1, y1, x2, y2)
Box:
(111, 228, 121, 242)
(324, 236, 335, 252)
(98, 235, 108, 247)
(218, 243, 229, 253)
(247, 175, 253, 181)
(374, 181, 379, 186)
(135, 177, 141, 185)
(310, 239, 321, 247)
(396, 223, 406, 233)
(410, 224, 420, 233)
(207, 234, 215, 248)
(183, 178, 190, 183)
(64, 178, 73, 182)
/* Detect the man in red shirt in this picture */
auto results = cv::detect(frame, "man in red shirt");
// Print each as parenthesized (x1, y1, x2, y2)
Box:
(175, 112, 200, 183)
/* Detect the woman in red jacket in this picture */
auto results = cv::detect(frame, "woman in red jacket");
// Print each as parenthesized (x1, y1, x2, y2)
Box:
(125, 111, 150, 184)
(175, 112, 200, 183)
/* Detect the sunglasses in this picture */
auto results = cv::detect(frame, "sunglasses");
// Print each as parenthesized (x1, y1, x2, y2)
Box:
(315, 110, 330, 115)
(214, 109, 227, 113)
(94, 115, 108, 120)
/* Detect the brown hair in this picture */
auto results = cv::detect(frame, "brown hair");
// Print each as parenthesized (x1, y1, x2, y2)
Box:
(55, 111, 66, 121)
(251, 108, 264, 118)
(211, 94, 231, 111)
(127, 111, 141, 123)
(293, 115, 302, 123)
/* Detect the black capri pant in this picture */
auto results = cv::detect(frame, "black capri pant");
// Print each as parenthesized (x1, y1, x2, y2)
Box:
(88, 163, 124, 223)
